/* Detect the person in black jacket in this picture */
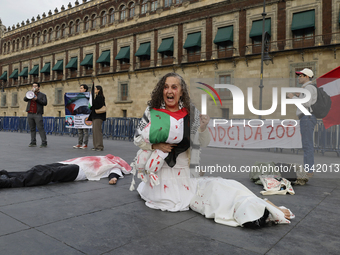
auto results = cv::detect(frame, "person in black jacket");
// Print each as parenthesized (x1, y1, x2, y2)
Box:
(89, 85, 106, 151)
(24, 82, 48, 148)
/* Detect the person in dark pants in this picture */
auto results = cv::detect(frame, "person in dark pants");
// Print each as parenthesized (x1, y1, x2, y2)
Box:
(0, 164, 122, 188)
(24, 82, 48, 148)
(0, 153, 133, 188)
(287, 68, 317, 177)
(73, 84, 90, 149)
(88, 85, 106, 151)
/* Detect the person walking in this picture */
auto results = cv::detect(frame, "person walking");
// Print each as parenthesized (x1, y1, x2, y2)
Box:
(73, 84, 90, 149)
(24, 82, 48, 148)
(89, 85, 106, 151)
(288, 68, 317, 176)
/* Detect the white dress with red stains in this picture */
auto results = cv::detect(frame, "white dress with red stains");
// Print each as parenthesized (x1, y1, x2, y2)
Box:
(137, 151, 197, 212)
(189, 177, 292, 226)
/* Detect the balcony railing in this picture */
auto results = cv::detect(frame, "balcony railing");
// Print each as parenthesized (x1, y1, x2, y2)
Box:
(246, 32, 340, 55)
(120, 63, 130, 71)
(162, 57, 174, 65)
(140, 59, 150, 68)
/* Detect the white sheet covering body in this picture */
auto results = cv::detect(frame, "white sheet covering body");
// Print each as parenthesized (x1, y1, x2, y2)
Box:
(190, 177, 291, 227)
(60, 154, 131, 181)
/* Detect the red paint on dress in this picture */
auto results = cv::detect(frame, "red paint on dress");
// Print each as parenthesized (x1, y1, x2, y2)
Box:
(149, 159, 154, 169)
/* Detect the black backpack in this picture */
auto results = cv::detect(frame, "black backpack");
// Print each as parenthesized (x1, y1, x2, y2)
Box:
(310, 84, 332, 118)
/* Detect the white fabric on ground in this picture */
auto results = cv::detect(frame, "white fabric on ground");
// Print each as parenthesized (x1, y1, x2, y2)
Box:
(190, 177, 291, 226)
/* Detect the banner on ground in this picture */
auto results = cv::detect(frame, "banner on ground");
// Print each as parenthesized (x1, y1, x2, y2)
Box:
(208, 119, 302, 148)
(64, 92, 92, 129)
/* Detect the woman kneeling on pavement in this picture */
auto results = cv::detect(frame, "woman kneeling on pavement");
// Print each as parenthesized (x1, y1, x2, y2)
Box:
(132, 72, 294, 228)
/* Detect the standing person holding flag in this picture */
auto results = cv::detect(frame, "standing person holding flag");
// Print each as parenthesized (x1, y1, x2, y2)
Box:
(88, 83, 106, 151)
(73, 84, 90, 149)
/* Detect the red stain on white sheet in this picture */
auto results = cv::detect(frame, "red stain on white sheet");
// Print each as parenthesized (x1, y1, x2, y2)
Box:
(164, 184, 169, 192)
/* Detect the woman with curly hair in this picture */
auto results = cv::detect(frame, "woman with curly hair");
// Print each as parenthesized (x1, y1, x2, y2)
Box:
(132, 73, 294, 228)
(133, 72, 211, 211)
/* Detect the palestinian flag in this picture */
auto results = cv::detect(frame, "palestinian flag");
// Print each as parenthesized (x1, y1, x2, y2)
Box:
(145, 108, 188, 144)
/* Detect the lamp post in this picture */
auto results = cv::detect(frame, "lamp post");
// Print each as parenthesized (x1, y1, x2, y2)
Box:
(259, 0, 271, 119)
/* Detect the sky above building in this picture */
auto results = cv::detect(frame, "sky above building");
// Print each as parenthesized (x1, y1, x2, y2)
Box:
(0, 0, 70, 28)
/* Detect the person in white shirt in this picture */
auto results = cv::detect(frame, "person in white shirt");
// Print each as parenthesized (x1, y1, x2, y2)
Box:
(287, 68, 317, 176)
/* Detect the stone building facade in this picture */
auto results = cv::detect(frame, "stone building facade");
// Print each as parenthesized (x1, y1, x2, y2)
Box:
(0, 0, 339, 120)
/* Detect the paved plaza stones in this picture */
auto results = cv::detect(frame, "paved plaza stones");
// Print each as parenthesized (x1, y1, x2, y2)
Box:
(0, 132, 339, 255)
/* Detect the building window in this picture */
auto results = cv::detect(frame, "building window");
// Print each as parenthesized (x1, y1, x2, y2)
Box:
(122, 109, 127, 117)
(75, 19, 80, 33)
(3, 43, 6, 53)
(69, 22, 74, 34)
(55, 88, 63, 104)
(120, 5, 126, 20)
(222, 108, 229, 119)
(217, 41, 233, 58)
(187, 46, 201, 62)
(56, 26, 60, 38)
(101, 11, 107, 25)
(121, 83, 128, 101)
(91, 14, 96, 29)
(61, 24, 66, 37)
(16, 39, 19, 50)
(151, 0, 157, 11)
(8, 42, 10, 52)
(26, 36, 30, 47)
(22, 75, 28, 84)
(37, 33, 40, 44)
(218, 75, 231, 98)
(43, 31, 47, 42)
(164, 0, 173, 7)
(84, 17, 89, 30)
(12, 93, 18, 107)
(48, 28, 53, 41)
(128, 2, 135, 18)
(22, 37, 25, 49)
(12, 40, 15, 51)
(293, 28, 315, 48)
(109, 9, 115, 23)
(162, 51, 174, 65)
(1, 93, 6, 107)
(251, 36, 270, 54)
(141, 0, 148, 14)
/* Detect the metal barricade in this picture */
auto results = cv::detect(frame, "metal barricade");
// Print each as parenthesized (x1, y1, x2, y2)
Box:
(0, 116, 336, 157)
(129, 118, 141, 141)
(53, 117, 77, 136)
(102, 118, 112, 139)
(19, 117, 29, 133)
(1, 117, 20, 132)
(43, 117, 55, 135)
